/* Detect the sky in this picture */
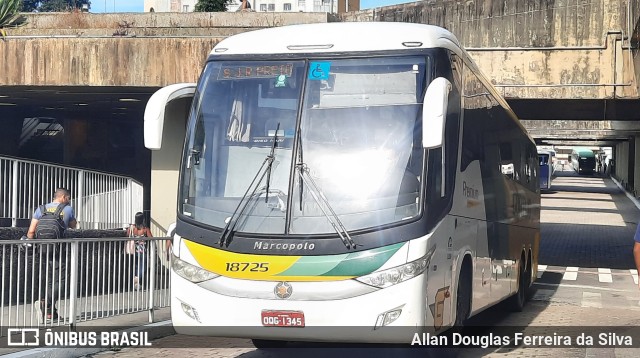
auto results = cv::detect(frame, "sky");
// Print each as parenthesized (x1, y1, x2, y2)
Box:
(360, 0, 415, 10)
(90, 0, 144, 13)
(87, 0, 413, 13)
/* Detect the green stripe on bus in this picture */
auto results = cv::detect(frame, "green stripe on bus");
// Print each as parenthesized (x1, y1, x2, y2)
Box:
(321, 242, 405, 277)
(275, 242, 405, 277)
(276, 254, 348, 276)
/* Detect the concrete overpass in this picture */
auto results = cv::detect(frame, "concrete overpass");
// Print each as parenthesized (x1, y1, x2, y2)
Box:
(351, 0, 640, 194)
(0, 11, 333, 233)
(3, 2, 640, 231)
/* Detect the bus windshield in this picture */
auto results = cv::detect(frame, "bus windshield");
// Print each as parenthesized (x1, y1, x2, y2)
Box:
(180, 56, 428, 235)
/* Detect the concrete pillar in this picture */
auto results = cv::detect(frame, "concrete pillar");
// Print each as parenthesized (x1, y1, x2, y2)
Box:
(149, 97, 190, 236)
(0, 113, 25, 156)
(633, 135, 640, 197)
(612, 146, 617, 175)
(64, 118, 88, 166)
(615, 141, 629, 188)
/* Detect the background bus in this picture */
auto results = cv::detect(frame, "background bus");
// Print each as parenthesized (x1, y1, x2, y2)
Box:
(571, 148, 596, 174)
(144, 22, 540, 347)
(538, 150, 552, 190)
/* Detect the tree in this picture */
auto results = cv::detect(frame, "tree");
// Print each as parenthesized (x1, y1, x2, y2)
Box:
(195, 0, 228, 12)
(39, 0, 90, 12)
(21, 1, 90, 12)
(20, 0, 40, 12)
(0, 0, 27, 38)
(39, 0, 68, 12)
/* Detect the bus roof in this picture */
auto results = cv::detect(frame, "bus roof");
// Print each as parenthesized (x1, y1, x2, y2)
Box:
(572, 148, 595, 156)
(211, 22, 463, 56)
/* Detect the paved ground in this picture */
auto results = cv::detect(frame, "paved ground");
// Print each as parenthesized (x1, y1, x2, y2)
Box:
(42, 170, 640, 357)
(538, 170, 637, 269)
(86, 302, 640, 358)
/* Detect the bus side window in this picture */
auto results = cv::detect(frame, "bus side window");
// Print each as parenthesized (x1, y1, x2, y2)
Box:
(461, 117, 483, 171)
(499, 142, 514, 180)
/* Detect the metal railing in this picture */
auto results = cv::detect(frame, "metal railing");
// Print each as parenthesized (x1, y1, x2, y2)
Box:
(0, 155, 143, 229)
(0, 237, 171, 331)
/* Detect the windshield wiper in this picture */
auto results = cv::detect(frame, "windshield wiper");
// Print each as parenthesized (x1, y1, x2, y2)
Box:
(295, 163, 356, 250)
(219, 123, 281, 247)
(265, 123, 280, 204)
(297, 130, 304, 211)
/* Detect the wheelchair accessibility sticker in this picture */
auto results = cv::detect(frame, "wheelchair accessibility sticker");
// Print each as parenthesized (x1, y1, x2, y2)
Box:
(309, 62, 331, 80)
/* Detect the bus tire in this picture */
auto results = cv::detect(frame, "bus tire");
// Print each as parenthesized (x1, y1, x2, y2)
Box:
(454, 259, 472, 327)
(506, 256, 527, 312)
(251, 339, 288, 349)
(525, 251, 534, 300)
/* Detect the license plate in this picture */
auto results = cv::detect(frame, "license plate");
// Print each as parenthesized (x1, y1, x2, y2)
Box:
(261, 310, 305, 327)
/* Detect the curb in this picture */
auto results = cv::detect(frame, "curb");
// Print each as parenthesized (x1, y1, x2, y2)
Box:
(611, 176, 640, 212)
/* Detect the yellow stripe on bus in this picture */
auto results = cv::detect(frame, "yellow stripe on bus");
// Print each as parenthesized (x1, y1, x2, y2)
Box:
(183, 240, 354, 281)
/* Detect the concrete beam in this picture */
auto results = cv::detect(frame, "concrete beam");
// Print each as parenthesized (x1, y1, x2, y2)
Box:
(521, 120, 640, 144)
(538, 140, 623, 146)
(521, 120, 640, 131)
(0, 37, 219, 87)
(344, 1, 639, 100)
(12, 12, 332, 36)
(1, 5, 638, 100)
(533, 133, 629, 140)
(0, 12, 331, 87)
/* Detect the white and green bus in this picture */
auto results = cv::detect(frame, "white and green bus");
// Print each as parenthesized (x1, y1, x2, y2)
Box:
(145, 22, 540, 347)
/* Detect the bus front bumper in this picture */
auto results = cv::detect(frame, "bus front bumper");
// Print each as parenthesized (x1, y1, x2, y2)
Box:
(170, 271, 434, 344)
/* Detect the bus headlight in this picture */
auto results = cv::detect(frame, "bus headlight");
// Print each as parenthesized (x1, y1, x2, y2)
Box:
(172, 255, 219, 283)
(355, 248, 434, 288)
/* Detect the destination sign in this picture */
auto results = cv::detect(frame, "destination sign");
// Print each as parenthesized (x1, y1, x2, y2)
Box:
(219, 64, 294, 79)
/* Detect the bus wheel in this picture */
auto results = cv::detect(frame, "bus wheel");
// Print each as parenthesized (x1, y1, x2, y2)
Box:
(454, 264, 471, 327)
(507, 257, 527, 312)
(525, 253, 533, 300)
(251, 339, 288, 349)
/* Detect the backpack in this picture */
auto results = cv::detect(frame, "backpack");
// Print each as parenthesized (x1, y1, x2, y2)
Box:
(35, 203, 67, 239)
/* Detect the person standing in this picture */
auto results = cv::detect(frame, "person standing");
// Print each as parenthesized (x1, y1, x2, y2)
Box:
(127, 212, 152, 290)
(24, 188, 77, 322)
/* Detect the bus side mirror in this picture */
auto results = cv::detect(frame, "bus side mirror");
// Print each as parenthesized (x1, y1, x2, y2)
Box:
(144, 83, 197, 150)
(422, 77, 452, 149)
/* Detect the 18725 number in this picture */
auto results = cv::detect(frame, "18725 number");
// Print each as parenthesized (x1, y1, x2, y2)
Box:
(225, 262, 269, 272)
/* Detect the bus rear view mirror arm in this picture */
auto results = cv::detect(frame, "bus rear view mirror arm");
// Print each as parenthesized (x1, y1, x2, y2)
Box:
(144, 83, 197, 150)
(422, 77, 452, 149)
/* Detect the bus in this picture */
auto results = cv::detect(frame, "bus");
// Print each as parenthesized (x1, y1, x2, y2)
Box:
(144, 22, 540, 346)
(538, 150, 552, 190)
(571, 148, 596, 174)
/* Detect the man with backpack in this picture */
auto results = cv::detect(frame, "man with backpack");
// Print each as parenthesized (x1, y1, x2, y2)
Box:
(23, 188, 77, 322)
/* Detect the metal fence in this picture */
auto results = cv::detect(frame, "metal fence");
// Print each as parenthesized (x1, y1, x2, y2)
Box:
(0, 237, 171, 331)
(0, 155, 143, 229)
